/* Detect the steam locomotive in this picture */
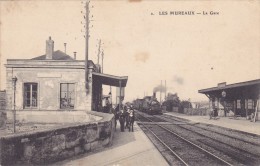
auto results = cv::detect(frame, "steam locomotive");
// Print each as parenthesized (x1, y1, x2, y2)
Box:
(133, 93, 162, 115)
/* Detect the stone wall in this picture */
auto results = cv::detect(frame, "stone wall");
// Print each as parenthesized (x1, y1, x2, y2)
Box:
(6, 111, 102, 123)
(0, 111, 115, 165)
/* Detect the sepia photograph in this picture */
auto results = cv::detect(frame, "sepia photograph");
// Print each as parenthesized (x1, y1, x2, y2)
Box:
(0, 0, 259, 165)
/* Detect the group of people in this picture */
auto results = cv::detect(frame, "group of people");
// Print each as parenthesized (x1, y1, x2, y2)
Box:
(113, 104, 135, 132)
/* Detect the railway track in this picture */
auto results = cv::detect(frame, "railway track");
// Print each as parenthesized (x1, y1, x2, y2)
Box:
(156, 115, 260, 165)
(136, 111, 233, 166)
(160, 114, 260, 147)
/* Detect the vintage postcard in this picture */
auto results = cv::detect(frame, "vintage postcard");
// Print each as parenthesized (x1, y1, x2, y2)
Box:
(0, 0, 259, 165)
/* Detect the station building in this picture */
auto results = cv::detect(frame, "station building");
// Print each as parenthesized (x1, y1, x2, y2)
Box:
(198, 79, 260, 120)
(4, 37, 127, 122)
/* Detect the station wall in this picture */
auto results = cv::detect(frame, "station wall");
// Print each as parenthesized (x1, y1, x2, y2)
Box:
(0, 111, 114, 165)
(5, 67, 92, 112)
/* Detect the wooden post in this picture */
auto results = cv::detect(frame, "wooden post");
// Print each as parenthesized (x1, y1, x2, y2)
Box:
(119, 80, 122, 111)
(245, 99, 248, 119)
(209, 97, 212, 116)
(245, 88, 248, 119)
(160, 80, 162, 104)
(217, 98, 220, 111)
(13, 84, 16, 133)
(209, 98, 211, 110)
(110, 86, 112, 105)
(84, 1, 90, 94)
(234, 100, 237, 117)
(165, 80, 167, 100)
(223, 98, 225, 117)
(253, 99, 259, 122)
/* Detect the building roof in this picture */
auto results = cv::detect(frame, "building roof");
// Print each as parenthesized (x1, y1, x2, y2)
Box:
(31, 50, 74, 60)
(198, 79, 260, 94)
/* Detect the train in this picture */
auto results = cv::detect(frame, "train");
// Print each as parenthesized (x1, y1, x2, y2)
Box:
(133, 93, 162, 115)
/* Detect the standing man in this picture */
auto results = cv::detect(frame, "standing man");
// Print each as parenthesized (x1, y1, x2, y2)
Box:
(119, 105, 126, 132)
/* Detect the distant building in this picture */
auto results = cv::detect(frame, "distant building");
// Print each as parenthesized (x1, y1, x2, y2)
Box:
(5, 37, 128, 114)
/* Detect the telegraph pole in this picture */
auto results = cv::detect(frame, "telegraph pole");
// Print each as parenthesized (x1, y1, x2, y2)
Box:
(97, 39, 101, 65)
(101, 50, 104, 73)
(82, 1, 90, 94)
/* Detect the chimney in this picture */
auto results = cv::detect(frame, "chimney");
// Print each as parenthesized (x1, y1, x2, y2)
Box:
(73, 52, 77, 60)
(46, 36, 54, 60)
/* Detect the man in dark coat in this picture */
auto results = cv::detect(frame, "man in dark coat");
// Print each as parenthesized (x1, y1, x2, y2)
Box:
(119, 106, 126, 132)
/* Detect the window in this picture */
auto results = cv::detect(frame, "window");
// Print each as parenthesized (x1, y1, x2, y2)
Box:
(24, 83, 38, 108)
(248, 99, 254, 109)
(60, 83, 75, 109)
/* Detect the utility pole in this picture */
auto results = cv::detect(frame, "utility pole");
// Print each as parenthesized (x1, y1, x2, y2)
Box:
(82, 1, 90, 94)
(97, 39, 101, 65)
(101, 50, 104, 73)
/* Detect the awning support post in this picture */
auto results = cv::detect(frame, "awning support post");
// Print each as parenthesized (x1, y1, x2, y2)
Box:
(119, 80, 122, 110)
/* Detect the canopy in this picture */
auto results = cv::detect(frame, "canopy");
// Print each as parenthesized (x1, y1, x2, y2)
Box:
(198, 79, 260, 100)
(92, 72, 128, 87)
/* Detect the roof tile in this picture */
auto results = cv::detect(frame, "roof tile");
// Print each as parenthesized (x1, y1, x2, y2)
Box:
(31, 50, 74, 60)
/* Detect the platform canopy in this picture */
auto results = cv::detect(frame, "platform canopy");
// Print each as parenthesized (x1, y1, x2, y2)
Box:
(92, 72, 128, 87)
(198, 79, 260, 100)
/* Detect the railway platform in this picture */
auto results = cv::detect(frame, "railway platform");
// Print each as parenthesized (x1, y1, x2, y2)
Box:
(164, 112, 260, 135)
(52, 121, 168, 166)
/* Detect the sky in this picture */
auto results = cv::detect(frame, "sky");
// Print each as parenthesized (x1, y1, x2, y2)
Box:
(0, 0, 259, 103)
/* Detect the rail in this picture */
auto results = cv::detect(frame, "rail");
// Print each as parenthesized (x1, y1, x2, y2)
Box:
(136, 111, 233, 166)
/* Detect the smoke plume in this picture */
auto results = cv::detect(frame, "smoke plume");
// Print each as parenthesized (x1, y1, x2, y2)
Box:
(153, 85, 166, 93)
(173, 75, 184, 85)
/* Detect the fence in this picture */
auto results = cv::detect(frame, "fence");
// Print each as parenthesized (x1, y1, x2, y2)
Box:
(183, 108, 209, 116)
